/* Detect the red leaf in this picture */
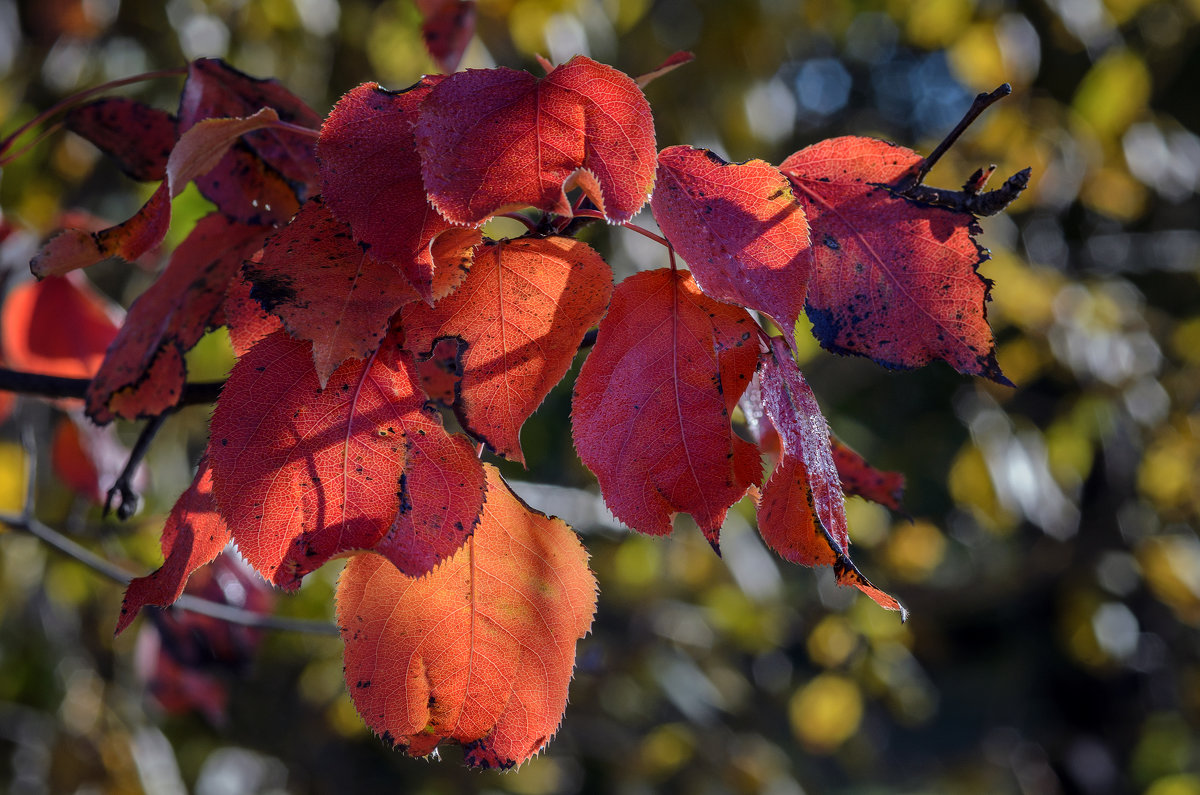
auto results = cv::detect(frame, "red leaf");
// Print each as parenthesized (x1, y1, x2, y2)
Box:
(244, 199, 419, 386)
(415, 55, 656, 226)
(179, 57, 321, 195)
(337, 463, 596, 769)
(1, 273, 120, 380)
(780, 136, 1008, 383)
(635, 51, 695, 88)
(32, 108, 285, 278)
(403, 236, 612, 463)
(86, 214, 271, 423)
(831, 437, 905, 512)
(223, 264, 281, 357)
(318, 79, 481, 303)
(64, 98, 177, 182)
(415, 0, 476, 73)
(572, 268, 759, 545)
(757, 336, 905, 617)
(208, 330, 485, 590)
(653, 146, 812, 335)
(116, 459, 231, 635)
(414, 337, 463, 405)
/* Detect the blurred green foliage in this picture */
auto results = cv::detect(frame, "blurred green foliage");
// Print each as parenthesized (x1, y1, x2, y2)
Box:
(1, 0, 1200, 793)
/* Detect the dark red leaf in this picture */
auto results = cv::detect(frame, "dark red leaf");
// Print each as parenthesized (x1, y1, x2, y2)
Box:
(318, 79, 481, 302)
(780, 136, 1008, 383)
(179, 57, 321, 194)
(636, 51, 695, 88)
(244, 199, 419, 386)
(338, 463, 596, 769)
(117, 459, 231, 635)
(64, 97, 177, 182)
(653, 145, 812, 336)
(208, 330, 485, 590)
(32, 108, 285, 278)
(1, 272, 120, 380)
(403, 236, 612, 463)
(831, 437, 905, 512)
(416, 55, 656, 226)
(86, 214, 271, 423)
(572, 268, 759, 545)
(413, 337, 463, 405)
(415, 0, 476, 73)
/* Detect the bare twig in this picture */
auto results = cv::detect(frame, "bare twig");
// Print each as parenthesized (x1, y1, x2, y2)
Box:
(104, 410, 173, 520)
(898, 84, 1012, 191)
(0, 367, 223, 405)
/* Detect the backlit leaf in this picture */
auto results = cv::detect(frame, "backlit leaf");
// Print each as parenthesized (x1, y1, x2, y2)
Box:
(337, 463, 596, 769)
(86, 214, 271, 423)
(780, 136, 1007, 383)
(222, 264, 282, 357)
(831, 437, 905, 512)
(403, 236, 612, 463)
(415, 55, 656, 226)
(64, 97, 176, 182)
(572, 268, 759, 545)
(208, 330, 484, 590)
(757, 336, 906, 617)
(116, 458, 231, 635)
(318, 79, 480, 302)
(653, 145, 811, 336)
(244, 199, 419, 386)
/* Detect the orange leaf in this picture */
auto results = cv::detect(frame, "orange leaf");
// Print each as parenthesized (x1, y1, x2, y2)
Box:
(1, 272, 120, 380)
(415, 55, 656, 226)
(208, 330, 485, 590)
(403, 236, 612, 463)
(244, 198, 420, 386)
(337, 463, 596, 769)
(571, 268, 759, 545)
(780, 136, 1008, 383)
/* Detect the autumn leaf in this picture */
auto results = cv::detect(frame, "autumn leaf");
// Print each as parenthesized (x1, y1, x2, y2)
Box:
(415, 55, 656, 226)
(86, 214, 271, 423)
(415, 0, 476, 74)
(32, 108, 284, 278)
(318, 79, 480, 303)
(1, 272, 120, 380)
(244, 198, 419, 386)
(180, 57, 321, 218)
(757, 336, 906, 617)
(572, 268, 759, 546)
(222, 264, 281, 357)
(635, 51, 695, 88)
(403, 236, 612, 463)
(780, 136, 1008, 383)
(831, 437, 905, 512)
(64, 97, 177, 182)
(653, 145, 812, 337)
(208, 330, 485, 590)
(337, 463, 596, 769)
(116, 458, 231, 635)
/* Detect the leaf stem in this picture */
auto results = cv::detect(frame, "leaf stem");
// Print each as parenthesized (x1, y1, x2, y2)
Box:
(900, 84, 1011, 190)
(0, 121, 63, 167)
(269, 119, 320, 138)
(0, 67, 188, 158)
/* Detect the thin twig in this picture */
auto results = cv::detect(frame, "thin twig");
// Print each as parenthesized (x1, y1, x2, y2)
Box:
(0, 367, 223, 405)
(0, 67, 188, 157)
(104, 410, 172, 520)
(269, 119, 320, 138)
(898, 84, 1012, 191)
(0, 121, 63, 167)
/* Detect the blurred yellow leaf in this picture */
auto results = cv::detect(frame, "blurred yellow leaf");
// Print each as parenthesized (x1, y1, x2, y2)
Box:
(883, 520, 946, 583)
(788, 673, 863, 753)
(1073, 49, 1151, 139)
(902, 0, 971, 49)
(0, 441, 27, 519)
(806, 615, 860, 668)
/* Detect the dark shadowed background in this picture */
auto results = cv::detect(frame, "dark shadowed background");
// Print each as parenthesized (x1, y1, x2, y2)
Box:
(1, 1, 1199, 793)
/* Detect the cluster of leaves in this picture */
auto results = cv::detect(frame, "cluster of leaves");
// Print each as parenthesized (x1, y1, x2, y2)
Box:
(3, 18, 1026, 769)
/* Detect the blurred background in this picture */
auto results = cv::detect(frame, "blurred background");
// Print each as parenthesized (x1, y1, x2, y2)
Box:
(0, 0, 1199, 792)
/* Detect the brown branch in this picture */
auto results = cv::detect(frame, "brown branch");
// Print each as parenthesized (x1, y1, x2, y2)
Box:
(898, 84, 1012, 191)
(104, 410, 173, 520)
(0, 367, 223, 404)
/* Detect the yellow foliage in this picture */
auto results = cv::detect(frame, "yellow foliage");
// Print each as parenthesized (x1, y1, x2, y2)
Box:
(1080, 165, 1147, 221)
(806, 615, 860, 668)
(1146, 774, 1200, 795)
(1073, 49, 1151, 139)
(639, 723, 696, 776)
(902, 0, 971, 49)
(1138, 536, 1200, 624)
(788, 674, 863, 753)
(948, 23, 1007, 91)
(0, 441, 28, 518)
(883, 520, 946, 582)
(1138, 425, 1200, 516)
